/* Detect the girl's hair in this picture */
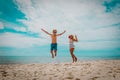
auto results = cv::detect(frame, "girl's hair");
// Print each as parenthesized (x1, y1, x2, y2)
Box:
(68, 35, 73, 39)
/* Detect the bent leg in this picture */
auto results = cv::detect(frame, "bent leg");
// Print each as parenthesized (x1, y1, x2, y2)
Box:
(74, 55, 77, 62)
(72, 48, 77, 62)
(54, 50, 57, 56)
(54, 43, 57, 57)
(51, 44, 54, 58)
(51, 50, 54, 58)
(70, 48, 75, 62)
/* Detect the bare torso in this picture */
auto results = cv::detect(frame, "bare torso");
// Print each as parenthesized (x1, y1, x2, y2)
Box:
(51, 34, 57, 43)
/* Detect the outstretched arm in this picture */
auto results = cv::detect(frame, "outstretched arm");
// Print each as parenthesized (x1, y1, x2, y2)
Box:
(57, 30, 66, 36)
(41, 28, 51, 35)
(73, 35, 78, 42)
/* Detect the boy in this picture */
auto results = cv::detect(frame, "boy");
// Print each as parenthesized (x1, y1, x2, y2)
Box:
(41, 28, 66, 58)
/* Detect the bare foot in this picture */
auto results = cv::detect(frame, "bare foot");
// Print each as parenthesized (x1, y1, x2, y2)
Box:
(72, 60, 75, 63)
(75, 57, 77, 62)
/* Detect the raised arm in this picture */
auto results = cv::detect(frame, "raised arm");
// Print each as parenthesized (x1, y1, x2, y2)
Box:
(57, 30, 66, 36)
(41, 28, 51, 35)
(73, 35, 78, 42)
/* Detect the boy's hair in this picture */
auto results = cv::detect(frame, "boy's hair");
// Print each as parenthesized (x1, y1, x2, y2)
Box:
(53, 29, 57, 33)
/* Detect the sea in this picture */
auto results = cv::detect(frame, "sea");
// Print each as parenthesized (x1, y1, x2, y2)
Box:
(0, 56, 120, 64)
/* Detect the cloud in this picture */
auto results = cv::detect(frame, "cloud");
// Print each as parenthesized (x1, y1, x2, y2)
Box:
(0, 21, 41, 38)
(0, 0, 26, 23)
(0, 32, 49, 48)
(77, 40, 120, 50)
(0, 0, 31, 38)
(15, 0, 120, 32)
(0, 0, 120, 50)
(103, 0, 120, 14)
(0, 22, 4, 29)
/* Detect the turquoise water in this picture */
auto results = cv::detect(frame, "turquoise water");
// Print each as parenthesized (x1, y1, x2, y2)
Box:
(0, 56, 120, 64)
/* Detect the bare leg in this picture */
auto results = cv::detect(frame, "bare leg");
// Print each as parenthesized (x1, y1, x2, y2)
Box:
(73, 55, 77, 62)
(54, 50, 57, 57)
(75, 56, 77, 62)
(70, 48, 75, 63)
(70, 48, 77, 62)
(51, 50, 54, 58)
(72, 54, 75, 63)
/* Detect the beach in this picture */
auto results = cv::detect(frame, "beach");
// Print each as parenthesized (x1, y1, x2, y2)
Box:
(0, 60, 120, 80)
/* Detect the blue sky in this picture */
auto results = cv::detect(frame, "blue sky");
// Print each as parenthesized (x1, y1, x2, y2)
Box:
(0, 0, 120, 57)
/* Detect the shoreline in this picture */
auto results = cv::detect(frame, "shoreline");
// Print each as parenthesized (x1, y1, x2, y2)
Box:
(0, 56, 120, 64)
(0, 60, 120, 80)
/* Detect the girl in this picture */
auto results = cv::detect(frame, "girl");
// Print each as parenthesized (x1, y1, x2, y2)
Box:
(68, 35, 78, 62)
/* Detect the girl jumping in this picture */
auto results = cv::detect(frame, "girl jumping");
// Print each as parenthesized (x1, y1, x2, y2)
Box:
(68, 35, 78, 62)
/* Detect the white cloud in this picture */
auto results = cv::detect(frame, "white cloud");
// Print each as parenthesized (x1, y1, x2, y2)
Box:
(77, 40, 120, 50)
(2, 21, 28, 33)
(78, 26, 120, 41)
(1, 0, 119, 50)
(112, 3, 120, 15)
(0, 22, 4, 29)
(15, 0, 120, 32)
(0, 32, 49, 48)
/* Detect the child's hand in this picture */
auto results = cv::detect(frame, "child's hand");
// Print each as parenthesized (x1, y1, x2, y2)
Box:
(75, 35, 77, 38)
(41, 28, 43, 30)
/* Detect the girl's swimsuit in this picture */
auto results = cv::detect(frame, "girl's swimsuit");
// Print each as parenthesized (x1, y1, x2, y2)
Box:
(69, 39, 74, 49)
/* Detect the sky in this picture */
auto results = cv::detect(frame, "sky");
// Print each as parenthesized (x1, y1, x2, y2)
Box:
(0, 0, 120, 57)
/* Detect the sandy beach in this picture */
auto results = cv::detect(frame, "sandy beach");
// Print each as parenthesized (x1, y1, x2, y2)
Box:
(0, 60, 120, 80)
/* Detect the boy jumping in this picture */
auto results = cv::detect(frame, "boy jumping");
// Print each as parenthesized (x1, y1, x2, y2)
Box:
(41, 28, 66, 58)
